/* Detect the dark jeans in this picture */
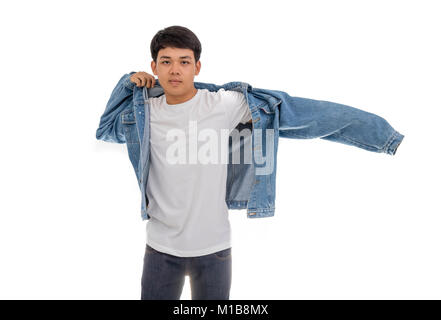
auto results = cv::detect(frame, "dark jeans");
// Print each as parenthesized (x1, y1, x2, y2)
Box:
(141, 244, 232, 300)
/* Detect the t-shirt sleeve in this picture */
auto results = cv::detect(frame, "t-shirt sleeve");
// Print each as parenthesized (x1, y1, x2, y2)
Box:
(222, 90, 252, 130)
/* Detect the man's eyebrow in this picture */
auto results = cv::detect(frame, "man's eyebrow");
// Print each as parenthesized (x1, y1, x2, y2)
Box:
(159, 56, 192, 60)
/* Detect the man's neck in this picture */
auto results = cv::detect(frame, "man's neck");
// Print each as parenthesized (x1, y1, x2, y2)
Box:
(165, 86, 198, 105)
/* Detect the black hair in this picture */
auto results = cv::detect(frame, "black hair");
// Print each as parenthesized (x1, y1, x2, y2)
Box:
(150, 25, 202, 63)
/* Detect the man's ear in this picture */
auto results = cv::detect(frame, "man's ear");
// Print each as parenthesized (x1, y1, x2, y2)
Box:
(195, 60, 201, 76)
(151, 60, 157, 75)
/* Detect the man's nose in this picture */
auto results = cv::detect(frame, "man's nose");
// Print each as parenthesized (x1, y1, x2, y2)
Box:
(169, 63, 180, 74)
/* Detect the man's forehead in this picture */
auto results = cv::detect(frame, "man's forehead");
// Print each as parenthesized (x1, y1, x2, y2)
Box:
(158, 47, 194, 60)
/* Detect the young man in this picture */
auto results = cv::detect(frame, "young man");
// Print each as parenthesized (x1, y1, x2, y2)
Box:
(97, 25, 404, 300)
(133, 26, 251, 300)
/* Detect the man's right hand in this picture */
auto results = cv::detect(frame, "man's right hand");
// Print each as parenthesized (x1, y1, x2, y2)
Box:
(130, 71, 156, 88)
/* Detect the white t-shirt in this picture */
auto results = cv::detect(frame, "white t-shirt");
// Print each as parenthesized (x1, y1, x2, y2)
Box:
(145, 88, 252, 257)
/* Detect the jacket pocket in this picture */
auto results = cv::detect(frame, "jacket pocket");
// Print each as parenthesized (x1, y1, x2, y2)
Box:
(121, 109, 139, 143)
(121, 109, 136, 124)
(252, 89, 281, 114)
(258, 102, 275, 114)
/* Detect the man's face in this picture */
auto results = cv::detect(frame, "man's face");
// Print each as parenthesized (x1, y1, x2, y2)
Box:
(151, 47, 201, 97)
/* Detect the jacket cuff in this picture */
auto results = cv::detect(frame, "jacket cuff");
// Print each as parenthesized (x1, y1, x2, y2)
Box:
(384, 131, 405, 155)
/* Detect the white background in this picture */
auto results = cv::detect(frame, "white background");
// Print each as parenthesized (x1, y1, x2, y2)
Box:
(0, 0, 439, 299)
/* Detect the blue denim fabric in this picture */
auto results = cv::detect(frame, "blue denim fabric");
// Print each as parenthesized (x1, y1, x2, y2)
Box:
(141, 245, 232, 300)
(96, 72, 405, 221)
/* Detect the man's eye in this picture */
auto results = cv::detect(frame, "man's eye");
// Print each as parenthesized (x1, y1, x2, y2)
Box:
(161, 61, 189, 64)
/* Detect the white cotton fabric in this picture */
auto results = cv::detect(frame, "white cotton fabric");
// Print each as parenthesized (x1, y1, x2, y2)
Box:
(145, 88, 252, 257)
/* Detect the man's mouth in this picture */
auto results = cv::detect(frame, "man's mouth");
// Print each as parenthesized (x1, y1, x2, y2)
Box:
(169, 80, 182, 85)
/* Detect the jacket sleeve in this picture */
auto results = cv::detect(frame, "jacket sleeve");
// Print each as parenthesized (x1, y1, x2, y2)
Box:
(95, 72, 136, 143)
(277, 94, 405, 155)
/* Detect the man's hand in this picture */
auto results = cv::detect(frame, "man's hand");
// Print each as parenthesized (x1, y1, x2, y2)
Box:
(130, 71, 156, 88)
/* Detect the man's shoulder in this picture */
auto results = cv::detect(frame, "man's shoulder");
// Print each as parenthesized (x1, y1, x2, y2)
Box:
(200, 88, 245, 106)
(203, 87, 244, 98)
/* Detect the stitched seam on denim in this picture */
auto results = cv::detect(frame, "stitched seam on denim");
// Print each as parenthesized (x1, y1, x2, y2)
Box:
(247, 207, 275, 212)
(259, 103, 275, 114)
(281, 132, 309, 138)
(337, 132, 379, 151)
(121, 107, 136, 124)
(383, 131, 399, 153)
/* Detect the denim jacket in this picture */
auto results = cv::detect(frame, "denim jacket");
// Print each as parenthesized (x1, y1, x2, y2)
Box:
(96, 72, 405, 221)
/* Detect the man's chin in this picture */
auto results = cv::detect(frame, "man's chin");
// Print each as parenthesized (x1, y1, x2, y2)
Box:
(167, 84, 187, 92)
(164, 87, 183, 96)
